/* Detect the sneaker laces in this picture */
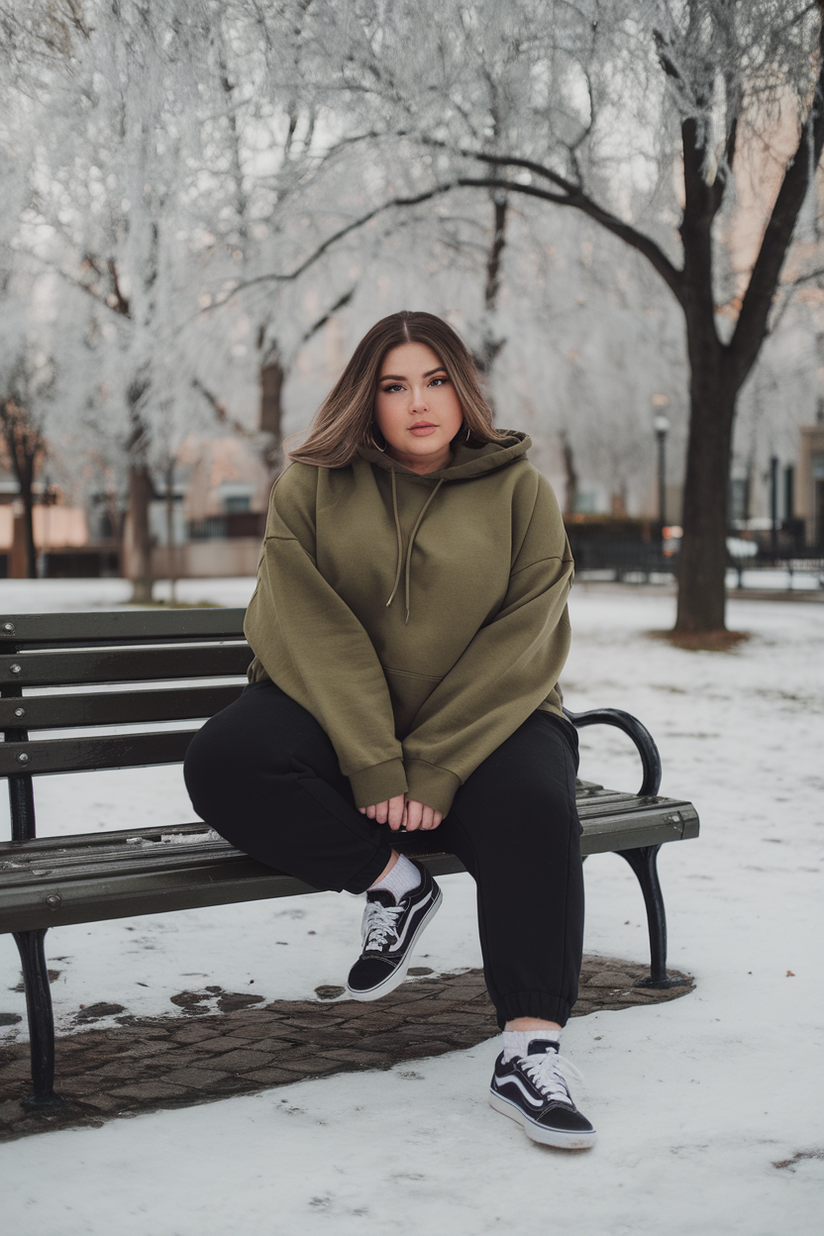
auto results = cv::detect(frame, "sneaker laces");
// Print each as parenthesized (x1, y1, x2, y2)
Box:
(520, 1050, 583, 1107)
(361, 899, 402, 951)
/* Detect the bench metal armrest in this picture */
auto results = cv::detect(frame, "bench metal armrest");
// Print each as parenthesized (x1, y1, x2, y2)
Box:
(563, 707, 662, 797)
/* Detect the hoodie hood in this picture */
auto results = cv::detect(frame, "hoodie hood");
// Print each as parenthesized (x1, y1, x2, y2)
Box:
(357, 432, 533, 622)
(358, 431, 532, 481)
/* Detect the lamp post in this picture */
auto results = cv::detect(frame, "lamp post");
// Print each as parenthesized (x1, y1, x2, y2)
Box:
(652, 397, 670, 543)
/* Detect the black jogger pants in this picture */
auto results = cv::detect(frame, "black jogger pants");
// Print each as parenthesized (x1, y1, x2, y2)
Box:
(183, 680, 584, 1028)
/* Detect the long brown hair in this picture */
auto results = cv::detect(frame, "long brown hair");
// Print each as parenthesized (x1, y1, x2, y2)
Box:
(288, 311, 511, 468)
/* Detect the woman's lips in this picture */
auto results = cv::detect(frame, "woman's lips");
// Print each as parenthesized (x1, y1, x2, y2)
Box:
(409, 422, 437, 436)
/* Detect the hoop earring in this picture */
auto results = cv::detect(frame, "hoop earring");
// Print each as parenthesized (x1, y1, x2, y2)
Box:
(464, 424, 471, 442)
(368, 424, 387, 452)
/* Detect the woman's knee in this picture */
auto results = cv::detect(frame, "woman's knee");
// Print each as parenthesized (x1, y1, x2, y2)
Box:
(461, 733, 576, 818)
(186, 683, 324, 781)
(183, 716, 245, 821)
(185, 688, 287, 812)
(183, 684, 350, 830)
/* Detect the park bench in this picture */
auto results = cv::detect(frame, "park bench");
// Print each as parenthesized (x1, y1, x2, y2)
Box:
(0, 608, 699, 1108)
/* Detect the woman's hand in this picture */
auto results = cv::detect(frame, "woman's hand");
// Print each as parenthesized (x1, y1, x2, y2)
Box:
(359, 795, 406, 830)
(402, 799, 443, 832)
(358, 796, 443, 831)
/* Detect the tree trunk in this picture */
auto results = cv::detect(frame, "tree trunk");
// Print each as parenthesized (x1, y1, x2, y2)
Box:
(475, 192, 508, 407)
(125, 379, 154, 604)
(560, 430, 579, 517)
(1, 400, 44, 579)
(260, 355, 284, 481)
(673, 110, 733, 635)
(675, 325, 737, 633)
(19, 470, 37, 581)
(165, 459, 177, 606)
(128, 461, 154, 604)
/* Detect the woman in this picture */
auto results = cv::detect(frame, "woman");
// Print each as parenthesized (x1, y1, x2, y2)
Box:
(184, 311, 594, 1149)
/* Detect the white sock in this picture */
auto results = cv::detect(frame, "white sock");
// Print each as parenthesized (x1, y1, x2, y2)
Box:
(501, 1028, 561, 1062)
(368, 853, 421, 903)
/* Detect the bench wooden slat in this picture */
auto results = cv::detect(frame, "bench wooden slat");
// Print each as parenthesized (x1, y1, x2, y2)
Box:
(0, 853, 474, 932)
(0, 821, 214, 852)
(0, 853, 324, 929)
(577, 800, 699, 852)
(0, 791, 699, 933)
(0, 643, 253, 687)
(0, 685, 245, 730)
(0, 829, 468, 930)
(576, 791, 677, 815)
(0, 609, 247, 645)
(576, 789, 649, 808)
(0, 730, 198, 776)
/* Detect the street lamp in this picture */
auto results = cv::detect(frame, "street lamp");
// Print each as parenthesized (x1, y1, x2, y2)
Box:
(652, 397, 670, 538)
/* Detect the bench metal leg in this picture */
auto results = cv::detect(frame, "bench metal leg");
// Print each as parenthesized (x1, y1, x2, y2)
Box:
(12, 928, 64, 1107)
(616, 845, 690, 989)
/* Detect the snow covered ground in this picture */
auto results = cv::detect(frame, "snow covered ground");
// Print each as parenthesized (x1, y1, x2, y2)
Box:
(1, 578, 823, 1235)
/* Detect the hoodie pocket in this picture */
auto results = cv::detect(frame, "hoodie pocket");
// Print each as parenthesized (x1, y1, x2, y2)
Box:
(383, 666, 443, 738)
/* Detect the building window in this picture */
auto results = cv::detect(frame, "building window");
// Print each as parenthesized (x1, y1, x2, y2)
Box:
(224, 494, 251, 513)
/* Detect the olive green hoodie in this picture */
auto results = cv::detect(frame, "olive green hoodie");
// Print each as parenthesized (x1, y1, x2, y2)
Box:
(244, 433, 573, 817)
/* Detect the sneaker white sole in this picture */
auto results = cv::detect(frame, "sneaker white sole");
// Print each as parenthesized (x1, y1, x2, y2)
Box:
(345, 886, 443, 1001)
(489, 1090, 596, 1150)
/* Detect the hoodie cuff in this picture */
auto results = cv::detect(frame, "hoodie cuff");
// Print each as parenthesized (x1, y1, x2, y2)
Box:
(404, 760, 462, 818)
(348, 758, 408, 809)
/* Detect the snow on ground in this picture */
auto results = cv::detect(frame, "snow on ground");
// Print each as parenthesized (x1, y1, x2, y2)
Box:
(1, 578, 823, 1235)
(0, 575, 257, 612)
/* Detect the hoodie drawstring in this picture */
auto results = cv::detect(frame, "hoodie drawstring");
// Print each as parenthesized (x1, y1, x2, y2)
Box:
(385, 470, 404, 611)
(385, 470, 445, 624)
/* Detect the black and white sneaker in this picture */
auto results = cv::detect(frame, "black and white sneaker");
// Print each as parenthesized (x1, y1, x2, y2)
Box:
(345, 863, 442, 1001)
(489, 1039, 596, 1149)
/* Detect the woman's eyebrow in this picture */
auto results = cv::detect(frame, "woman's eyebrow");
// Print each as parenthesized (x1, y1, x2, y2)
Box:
(379, 367, 446, 381)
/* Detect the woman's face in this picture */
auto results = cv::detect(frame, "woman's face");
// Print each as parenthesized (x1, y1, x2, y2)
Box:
(374, 342, 464, 474)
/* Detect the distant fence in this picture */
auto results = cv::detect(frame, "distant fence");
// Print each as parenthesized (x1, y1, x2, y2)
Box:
(726, 553, 823, 590)
(571, 542, 676, 582)
(187, 512, 266, 541)
(573, 542, 823, 589)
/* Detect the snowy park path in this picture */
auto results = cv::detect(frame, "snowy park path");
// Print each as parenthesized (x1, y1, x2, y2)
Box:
(0, 955, 693, 1141)
(1, 579, 823, 1235)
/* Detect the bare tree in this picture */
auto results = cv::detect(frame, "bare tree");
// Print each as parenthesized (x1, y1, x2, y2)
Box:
(3, 1, 335, 598)
(296, 0, 824, 633)
(2, 3, 205, 598)
(11, 0, 817, 632)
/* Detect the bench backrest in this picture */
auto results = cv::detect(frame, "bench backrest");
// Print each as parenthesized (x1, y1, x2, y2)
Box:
(0, 609, 251, 841)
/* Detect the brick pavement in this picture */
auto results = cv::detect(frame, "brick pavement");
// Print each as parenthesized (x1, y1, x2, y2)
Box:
(0, 956, 693, 1142)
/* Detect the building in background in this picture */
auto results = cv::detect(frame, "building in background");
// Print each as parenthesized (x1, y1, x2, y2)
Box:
(0, 471, 110, 579)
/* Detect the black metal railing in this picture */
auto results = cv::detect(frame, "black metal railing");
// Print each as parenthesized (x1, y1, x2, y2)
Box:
(186, 512, 266, 541)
